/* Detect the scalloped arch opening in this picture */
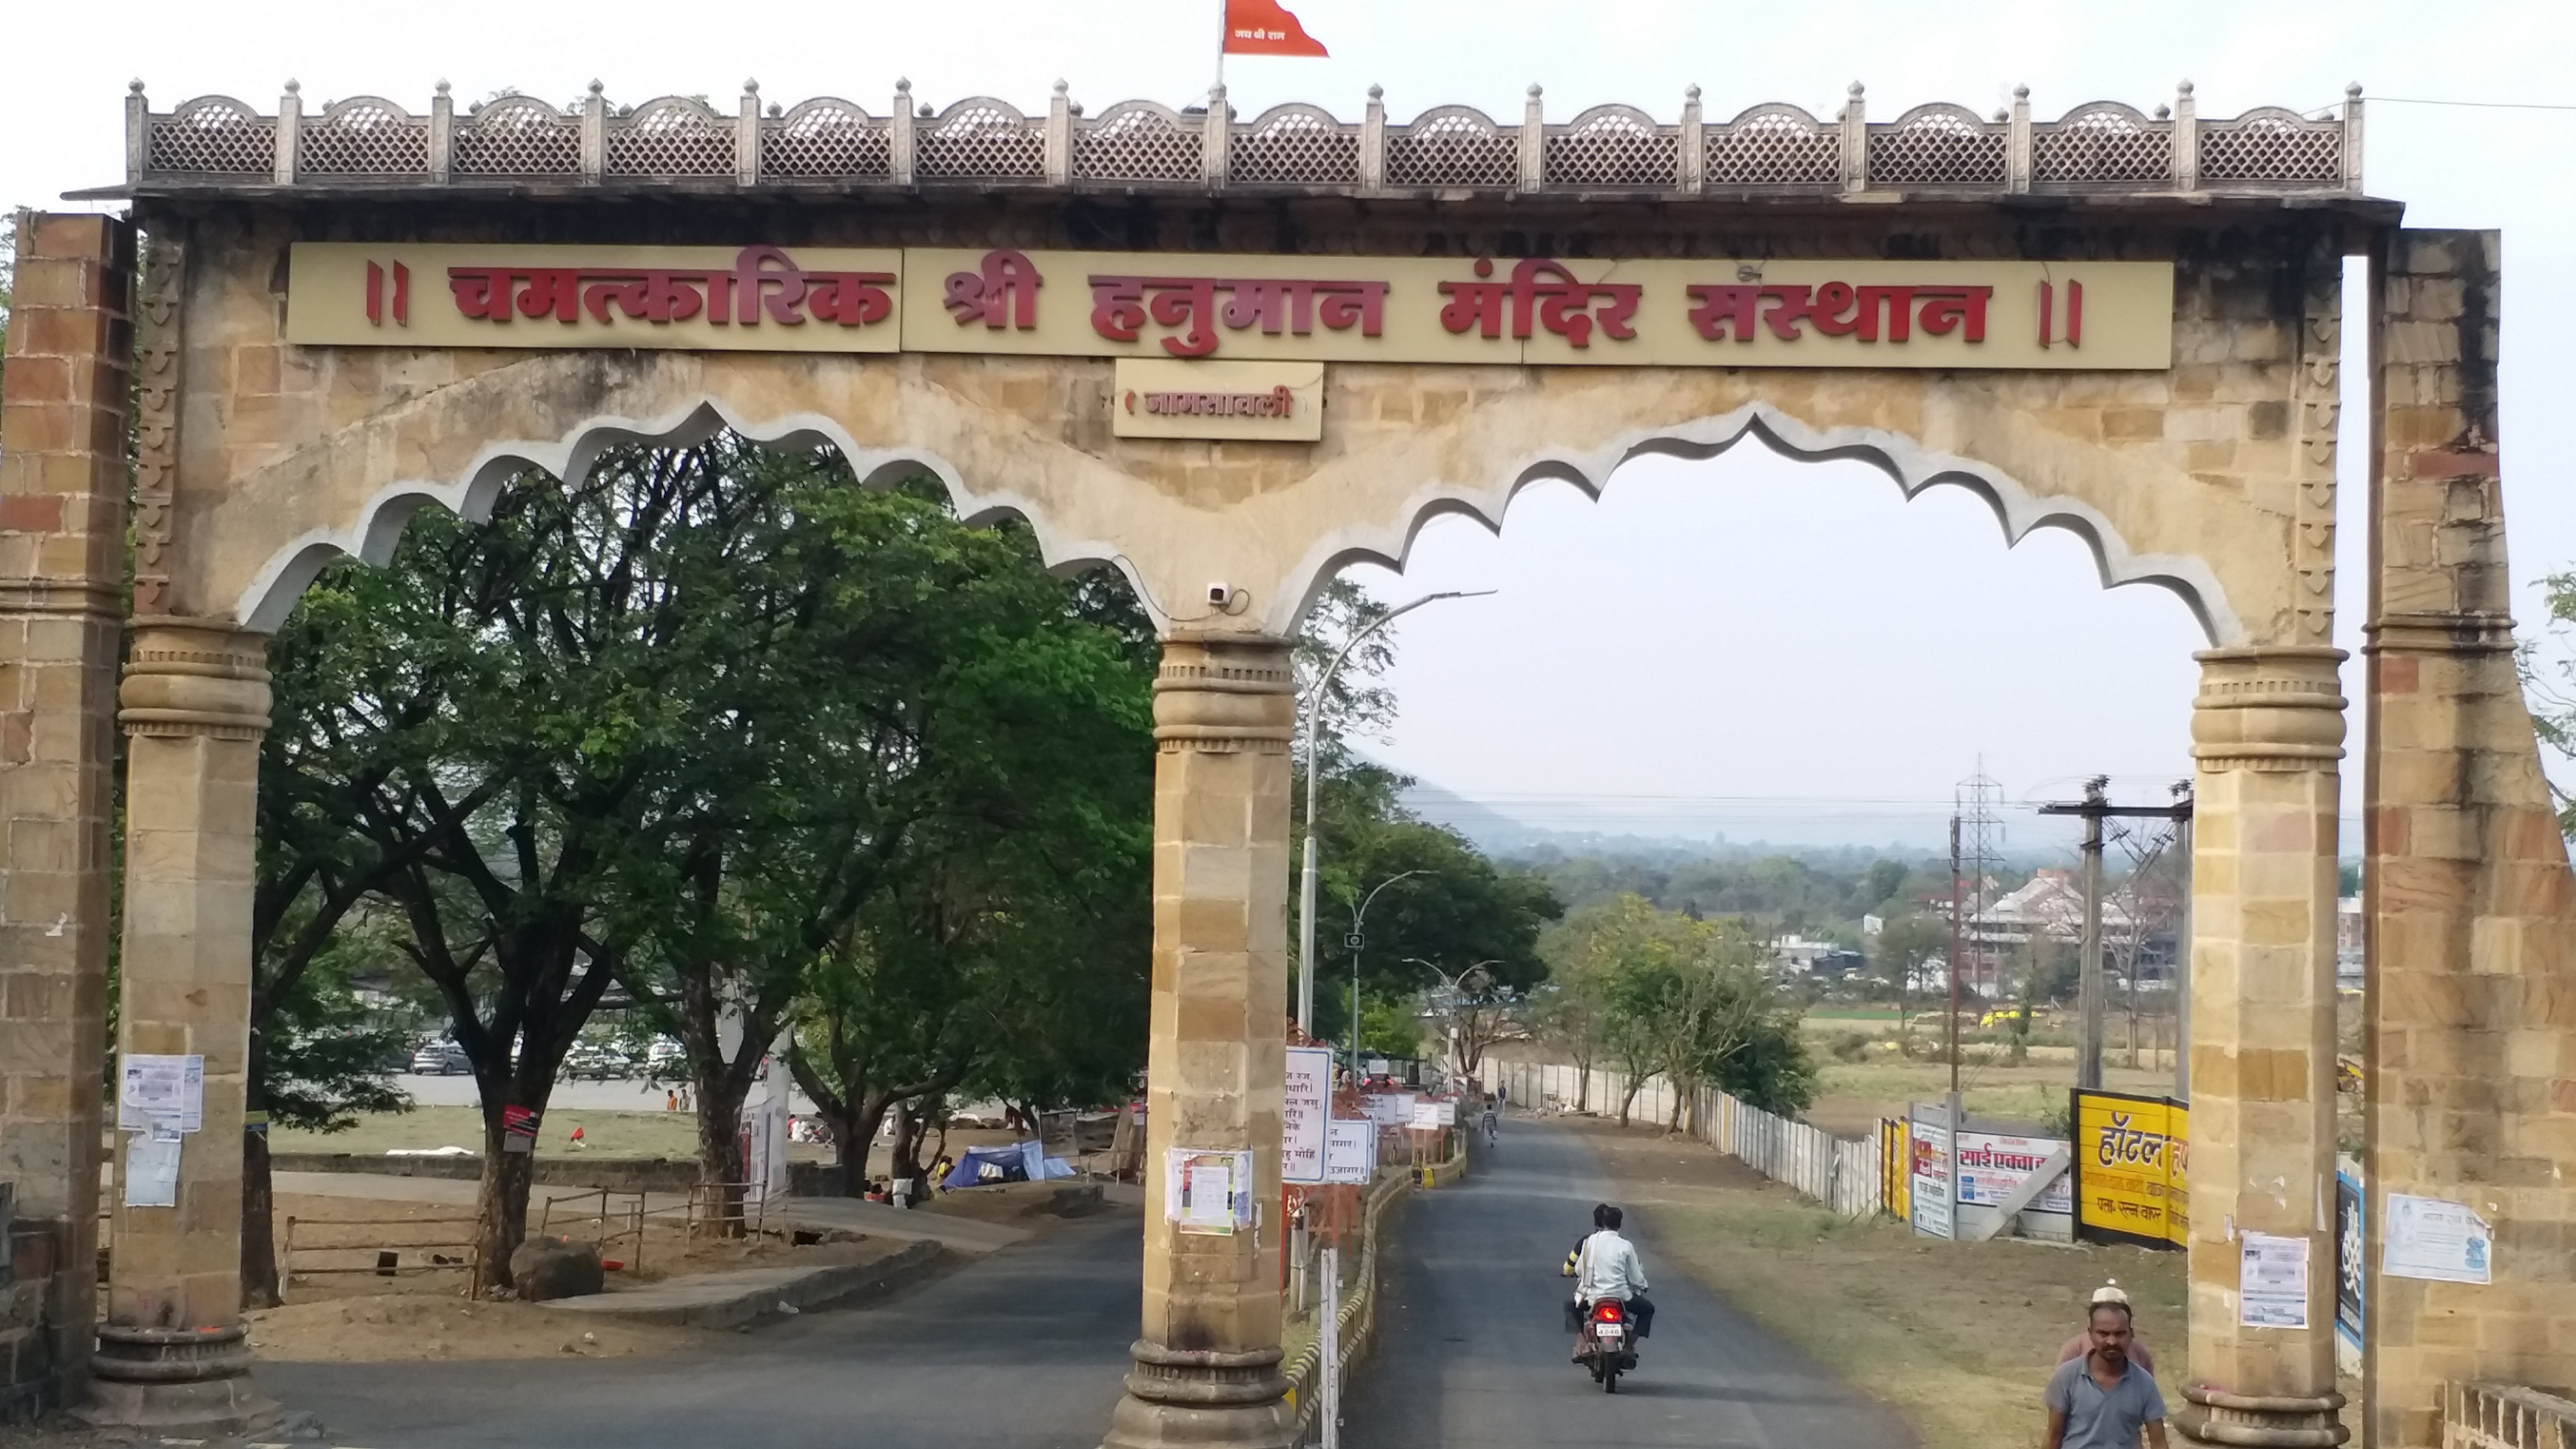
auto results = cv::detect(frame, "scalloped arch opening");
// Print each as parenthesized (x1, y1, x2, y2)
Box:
(233, 399, 1135, 634)
(1276, 404, 2239, 648)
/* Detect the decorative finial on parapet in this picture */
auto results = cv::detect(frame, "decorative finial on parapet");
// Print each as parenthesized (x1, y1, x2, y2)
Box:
(284, 78, 300, 95)
(2014, 83, 2029, 100)
(1367, 83, 1382, 100)
(1849, 81, 1865, 98)
(2177, 79, 2194, 97)
(2346, 82, 2363, 98)
(2154, 103, 2170, 120)
(129, 78, 145, 94)
(1527, 83, 1543, 98)
(896, 77, 911, 94)
(435, 79, 451, 96)
(1054, 79, 1069, 96)
(1685, 83, 1701, 101)
(744, 78, 759, 95)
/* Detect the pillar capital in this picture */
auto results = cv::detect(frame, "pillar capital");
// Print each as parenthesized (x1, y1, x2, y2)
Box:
(2190, 645, 2346, 773)
(1152, 631, 1292, 756)
(118, 618, 271, 741)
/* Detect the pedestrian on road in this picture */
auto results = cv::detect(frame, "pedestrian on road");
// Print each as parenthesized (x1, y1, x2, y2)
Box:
(2043, 1300, 2168, 1449)
(2057, 1282, 2156, 1375)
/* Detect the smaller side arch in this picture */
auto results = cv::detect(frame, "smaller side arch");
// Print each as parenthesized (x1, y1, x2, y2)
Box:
(231, 395, 1142, 634)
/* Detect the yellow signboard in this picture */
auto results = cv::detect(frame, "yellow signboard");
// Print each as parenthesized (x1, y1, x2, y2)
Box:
(287, 243, 2174, 370)
(2073, 1090, 2190, 1250)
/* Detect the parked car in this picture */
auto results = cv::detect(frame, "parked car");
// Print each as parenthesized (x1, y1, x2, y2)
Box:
(564, 1043, 623, 1081)
(409, 1040, 469, 1076)
(645, 1036, 687, 1073)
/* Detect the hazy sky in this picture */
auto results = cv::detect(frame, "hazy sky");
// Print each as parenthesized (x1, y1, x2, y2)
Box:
(6, 0, 2569, 855)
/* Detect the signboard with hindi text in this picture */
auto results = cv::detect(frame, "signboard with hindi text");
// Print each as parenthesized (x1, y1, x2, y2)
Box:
(1282, 1046, 1332, 1185)
(2072, 1090, 2190, 1251)
(288, 243, 2173, 371)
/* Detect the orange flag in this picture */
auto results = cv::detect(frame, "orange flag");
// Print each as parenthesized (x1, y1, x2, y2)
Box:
(1223, 0, 1329, 56)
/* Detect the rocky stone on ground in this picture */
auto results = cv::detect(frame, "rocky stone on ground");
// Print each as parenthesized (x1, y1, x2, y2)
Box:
(509, 1235, 605, 1301)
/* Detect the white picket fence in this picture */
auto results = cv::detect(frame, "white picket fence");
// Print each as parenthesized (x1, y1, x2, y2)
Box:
(1480, 1059, 1884, 1220)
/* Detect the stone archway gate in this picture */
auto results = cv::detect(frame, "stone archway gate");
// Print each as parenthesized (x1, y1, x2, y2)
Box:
(0, 79, 2564, 1447)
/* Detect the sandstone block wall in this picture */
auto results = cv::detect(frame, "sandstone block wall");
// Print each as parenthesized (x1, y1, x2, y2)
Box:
(2367, 229, 2576, 1446)
(0, 211, 131, 1419)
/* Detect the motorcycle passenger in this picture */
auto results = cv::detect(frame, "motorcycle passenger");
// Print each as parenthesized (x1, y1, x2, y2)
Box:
(1567, 1204, 1654, 1358)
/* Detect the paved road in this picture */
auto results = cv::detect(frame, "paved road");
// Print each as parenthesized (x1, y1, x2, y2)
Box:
(1347, 1120, 1919, 1449)
(261, 1213, 1140, 1449)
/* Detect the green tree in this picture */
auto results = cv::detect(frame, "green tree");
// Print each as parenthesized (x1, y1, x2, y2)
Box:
(265, 440, 897, 1279)
(1544, 893, 1816, 1125)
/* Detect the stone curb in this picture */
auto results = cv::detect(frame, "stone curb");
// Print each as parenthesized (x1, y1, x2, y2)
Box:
(541, 1238, 947, 1330)
(1282, 1141, 1466, 1438)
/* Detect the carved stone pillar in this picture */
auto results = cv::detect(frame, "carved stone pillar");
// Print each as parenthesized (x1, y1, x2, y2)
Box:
(1102, 631, 1296, 1449)
(2176, 645, 2348, 1447)
(80, 620, 276, 1433)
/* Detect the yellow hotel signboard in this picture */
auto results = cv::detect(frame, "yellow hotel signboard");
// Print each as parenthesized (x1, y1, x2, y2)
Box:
(2072, 1090, 2190, 1251)
(286, 243, 2174, 371)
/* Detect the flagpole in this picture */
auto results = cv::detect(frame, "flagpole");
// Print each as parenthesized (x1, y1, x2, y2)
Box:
(1214, 0, 1226, 96)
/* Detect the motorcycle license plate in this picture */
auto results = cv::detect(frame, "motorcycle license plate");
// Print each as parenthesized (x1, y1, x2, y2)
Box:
(1595, 1326, 1623, 1340)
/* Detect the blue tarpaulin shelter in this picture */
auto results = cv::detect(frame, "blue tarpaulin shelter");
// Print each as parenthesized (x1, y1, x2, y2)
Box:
(941, 1139, 1074, 1190)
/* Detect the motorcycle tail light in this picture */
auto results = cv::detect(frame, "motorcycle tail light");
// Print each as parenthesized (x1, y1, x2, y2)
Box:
(1592, 1301, 1625, 1322)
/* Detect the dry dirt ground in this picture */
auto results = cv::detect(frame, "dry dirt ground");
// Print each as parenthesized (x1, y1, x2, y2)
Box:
(1567, 1116, 2187, 1449)
(245, 1175, 1101, 1364)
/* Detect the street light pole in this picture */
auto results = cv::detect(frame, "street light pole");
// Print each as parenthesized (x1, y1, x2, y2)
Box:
(1344, 870, 1422, 1075)
(1405, 957, 1499, 1090)
(1295, 590, 1495, 1035)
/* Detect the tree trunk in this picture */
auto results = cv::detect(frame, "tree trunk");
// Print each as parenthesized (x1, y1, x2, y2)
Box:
(1618, 1078, 1642, 1128)
(694, 1074, 752, 1237)
(240, 1027, 281, 1309)
(838, 1097, 894, 1197)
(475, 1107, 537, 1291)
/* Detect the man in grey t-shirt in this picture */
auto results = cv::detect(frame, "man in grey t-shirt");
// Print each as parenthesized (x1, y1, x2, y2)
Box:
(2044, 1302, 2168, 1449)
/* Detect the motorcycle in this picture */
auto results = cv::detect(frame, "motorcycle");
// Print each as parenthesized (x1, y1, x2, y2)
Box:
(1577, 1297, 1637, 1392)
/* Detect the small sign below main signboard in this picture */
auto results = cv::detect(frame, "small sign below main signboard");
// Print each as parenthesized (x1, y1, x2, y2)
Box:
(1111, 359, 1324, 442)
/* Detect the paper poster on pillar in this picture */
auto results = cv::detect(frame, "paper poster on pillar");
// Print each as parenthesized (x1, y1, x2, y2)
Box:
(1167, 1148, 1256, 1235)
(2239, 1232, 2312, 1330)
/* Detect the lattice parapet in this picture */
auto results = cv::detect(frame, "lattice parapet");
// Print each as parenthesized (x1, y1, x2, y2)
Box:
(1232, 103, 1358, 184)
(1869, 103, 2006, 186)
(1076, 102, 1202, 183)
(606, 97, 735, 178)
(300, 97, 428, 176)
(916, 97, 1044, 181)
(2033, 102, 2171, 186)
(2200, 106, 2343, 184)
(118, 81, 2364, 198)
(1704, 105, 1839, 187)
(453, 94, 579, 177)
(1385, 105, 1516, 188)
(1547, 105, 1677, 188)
(147, 95, 276, 176)
(763, 98, 892, 179)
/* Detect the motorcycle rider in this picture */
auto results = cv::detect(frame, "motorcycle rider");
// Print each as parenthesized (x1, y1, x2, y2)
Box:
(1566, 1203, 1654, 1360)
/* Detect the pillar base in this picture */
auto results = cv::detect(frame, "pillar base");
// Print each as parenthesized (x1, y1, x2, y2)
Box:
(1101, 1339, 1295, 1449)
(2173, 1385, 2348, 1447)
(74, 1322, 280, 1436)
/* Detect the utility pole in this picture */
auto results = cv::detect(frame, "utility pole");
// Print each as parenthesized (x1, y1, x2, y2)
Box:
(2040, 778, 2193, 1094)
(1947, 814, 1963, 1097)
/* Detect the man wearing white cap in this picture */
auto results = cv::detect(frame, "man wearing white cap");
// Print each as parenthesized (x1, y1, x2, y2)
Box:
(2057, 1282, 2157, 1374)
